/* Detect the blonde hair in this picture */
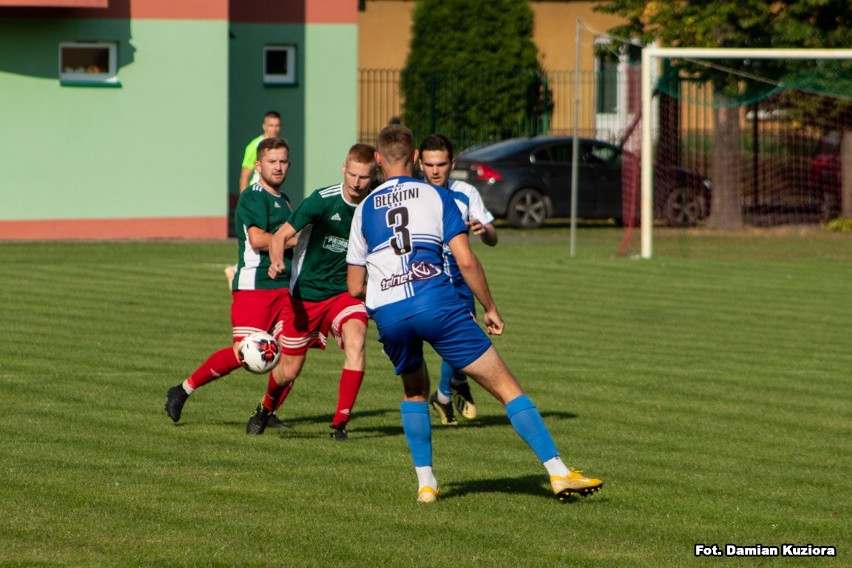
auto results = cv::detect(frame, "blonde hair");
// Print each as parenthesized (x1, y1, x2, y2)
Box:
(347, 142, 376, 165)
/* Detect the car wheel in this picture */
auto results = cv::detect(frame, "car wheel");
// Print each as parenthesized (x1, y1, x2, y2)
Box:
(507, 188, 547, 228)
(663, 187, 701, 227)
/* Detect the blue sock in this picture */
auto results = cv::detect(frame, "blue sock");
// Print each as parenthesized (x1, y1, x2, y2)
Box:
(506, 395, 559, 463)
(401, 401, 432, 467)
(438, 361, 454, 398)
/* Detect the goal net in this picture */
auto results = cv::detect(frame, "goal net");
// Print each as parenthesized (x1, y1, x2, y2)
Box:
(614, 47, 852, 258)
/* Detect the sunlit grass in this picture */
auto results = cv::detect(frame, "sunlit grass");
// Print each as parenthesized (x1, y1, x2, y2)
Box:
(0, 229, 849, 566)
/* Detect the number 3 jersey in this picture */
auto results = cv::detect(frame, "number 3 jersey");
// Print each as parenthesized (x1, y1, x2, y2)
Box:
(347, 176, 468, 327)
(233, 184, 293, 291)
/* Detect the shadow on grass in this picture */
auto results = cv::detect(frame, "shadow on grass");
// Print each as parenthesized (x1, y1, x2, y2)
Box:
(185, 408, 577, 438)
(440, 474, 603, 503)
(280, 408, 576, 434)
(207, 407, 399, 429)
(440, 474, 545, 499)
(347, 409, 577, 437)
(449, 410, 578, 429)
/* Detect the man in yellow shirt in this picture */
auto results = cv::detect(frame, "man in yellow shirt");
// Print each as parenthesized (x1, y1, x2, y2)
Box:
(239, 111, 283, 191)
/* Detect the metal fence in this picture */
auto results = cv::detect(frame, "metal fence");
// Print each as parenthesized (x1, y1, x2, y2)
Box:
(359, 68, 618, 151)
(360, 67, 848, 225)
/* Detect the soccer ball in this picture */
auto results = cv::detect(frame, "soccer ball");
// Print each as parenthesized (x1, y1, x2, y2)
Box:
(238, 332, 280, 374)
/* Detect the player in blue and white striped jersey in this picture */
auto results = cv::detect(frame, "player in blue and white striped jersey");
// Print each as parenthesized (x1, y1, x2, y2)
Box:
(347, 125, 603, 503)
(419, 134, 498, 425)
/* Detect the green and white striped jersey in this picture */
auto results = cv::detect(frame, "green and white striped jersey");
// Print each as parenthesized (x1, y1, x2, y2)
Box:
(233, 184, 292, 291)
(288, 183, 357, 301)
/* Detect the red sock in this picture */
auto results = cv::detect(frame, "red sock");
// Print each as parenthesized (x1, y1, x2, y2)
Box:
(262, 374, 294, 412)
(186, 347, 240, 390)
(333, 369, 364, 426)
(276, 381, 294, 409)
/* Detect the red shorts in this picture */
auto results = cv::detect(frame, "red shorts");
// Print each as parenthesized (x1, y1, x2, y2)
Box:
(230, 288, 290, 342)
(279, 291, 368, 355)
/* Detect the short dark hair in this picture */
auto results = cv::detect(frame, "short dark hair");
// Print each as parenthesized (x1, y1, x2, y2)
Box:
(418, 134, 454, 161)
(264, 110, 281, 120)
(257, 137, 289, 159)
(377, 124, 414, 164)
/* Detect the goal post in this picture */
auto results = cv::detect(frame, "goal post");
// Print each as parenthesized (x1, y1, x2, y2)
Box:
(640, 46, 852, 259)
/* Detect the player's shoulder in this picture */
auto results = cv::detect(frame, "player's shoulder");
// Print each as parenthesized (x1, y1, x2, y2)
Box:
(242, 185, 288, 206)
(448, 179, 479, 195)
(315, 183, 343, 199)
(237, 184, 264, 204)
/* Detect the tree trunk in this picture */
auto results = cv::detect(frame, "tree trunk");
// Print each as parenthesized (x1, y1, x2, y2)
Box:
(842, 130, 852, 218)
(708, 103, 744, 230)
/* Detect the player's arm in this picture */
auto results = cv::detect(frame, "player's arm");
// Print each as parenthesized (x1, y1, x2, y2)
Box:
(447, 233, 503, 335)
(347, 264, 367, 300)
(468, 219, 498, 246)
(239, 141, 257, 192)
(239, 168, 252, 192)
(247, 226, 274, 252)
(346, 210, 368, 300)
(268, 222, 299, 279)
(466, 187, 498, 246)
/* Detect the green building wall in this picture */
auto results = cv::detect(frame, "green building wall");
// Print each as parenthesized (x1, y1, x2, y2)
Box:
(228, 22, 358, 224)
(0, 0, 358, 240)
(0, 16, 229, 238)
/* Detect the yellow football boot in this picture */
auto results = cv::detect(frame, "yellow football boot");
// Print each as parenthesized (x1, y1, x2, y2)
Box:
(550, 468, 603, 501)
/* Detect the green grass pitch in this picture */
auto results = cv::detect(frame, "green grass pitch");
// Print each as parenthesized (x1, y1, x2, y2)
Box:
(0, 226, 849, 566)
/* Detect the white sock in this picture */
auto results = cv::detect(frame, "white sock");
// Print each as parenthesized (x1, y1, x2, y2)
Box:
(436, 391, 451, 404)
(181, 380, 194, 395)
(544, 456, 569, 478)
(415, 466, 438, 490)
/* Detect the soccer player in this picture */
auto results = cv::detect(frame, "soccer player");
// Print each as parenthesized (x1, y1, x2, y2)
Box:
(245, 143, 377, 441)
(227, 111, 284, 288)
(418, 134, 498, 425)
(346, 124, 604, 503)
(165, 137, 295, 428)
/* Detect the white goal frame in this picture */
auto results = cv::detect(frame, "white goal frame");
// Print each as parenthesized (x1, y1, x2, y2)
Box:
(640, 46, 852, 259)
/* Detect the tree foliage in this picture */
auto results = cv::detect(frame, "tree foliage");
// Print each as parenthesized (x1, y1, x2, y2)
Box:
(595, 0, 850, 50)
(596, 0, 851, 107)
(401, 0, 549, 148)
(594, 0, 852, 228)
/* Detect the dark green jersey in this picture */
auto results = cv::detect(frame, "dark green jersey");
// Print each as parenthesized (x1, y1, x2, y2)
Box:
(288, 183, 357, 301)
(233, 184, 292, 290)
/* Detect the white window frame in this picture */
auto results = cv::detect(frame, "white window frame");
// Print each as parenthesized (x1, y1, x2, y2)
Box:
(263, 45, 296, 86)
(59, 42, 118, 85)
(593, 36, 628, 142)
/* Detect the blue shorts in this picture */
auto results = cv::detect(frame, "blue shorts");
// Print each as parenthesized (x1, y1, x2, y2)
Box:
(454, 282, 475, 313)
(377, 305, 492, 375)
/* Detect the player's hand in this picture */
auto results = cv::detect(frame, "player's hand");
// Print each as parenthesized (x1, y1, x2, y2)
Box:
(268, 260, 285, 279)
(467, 219, 485, 236)
(483, 308, 504, 336)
